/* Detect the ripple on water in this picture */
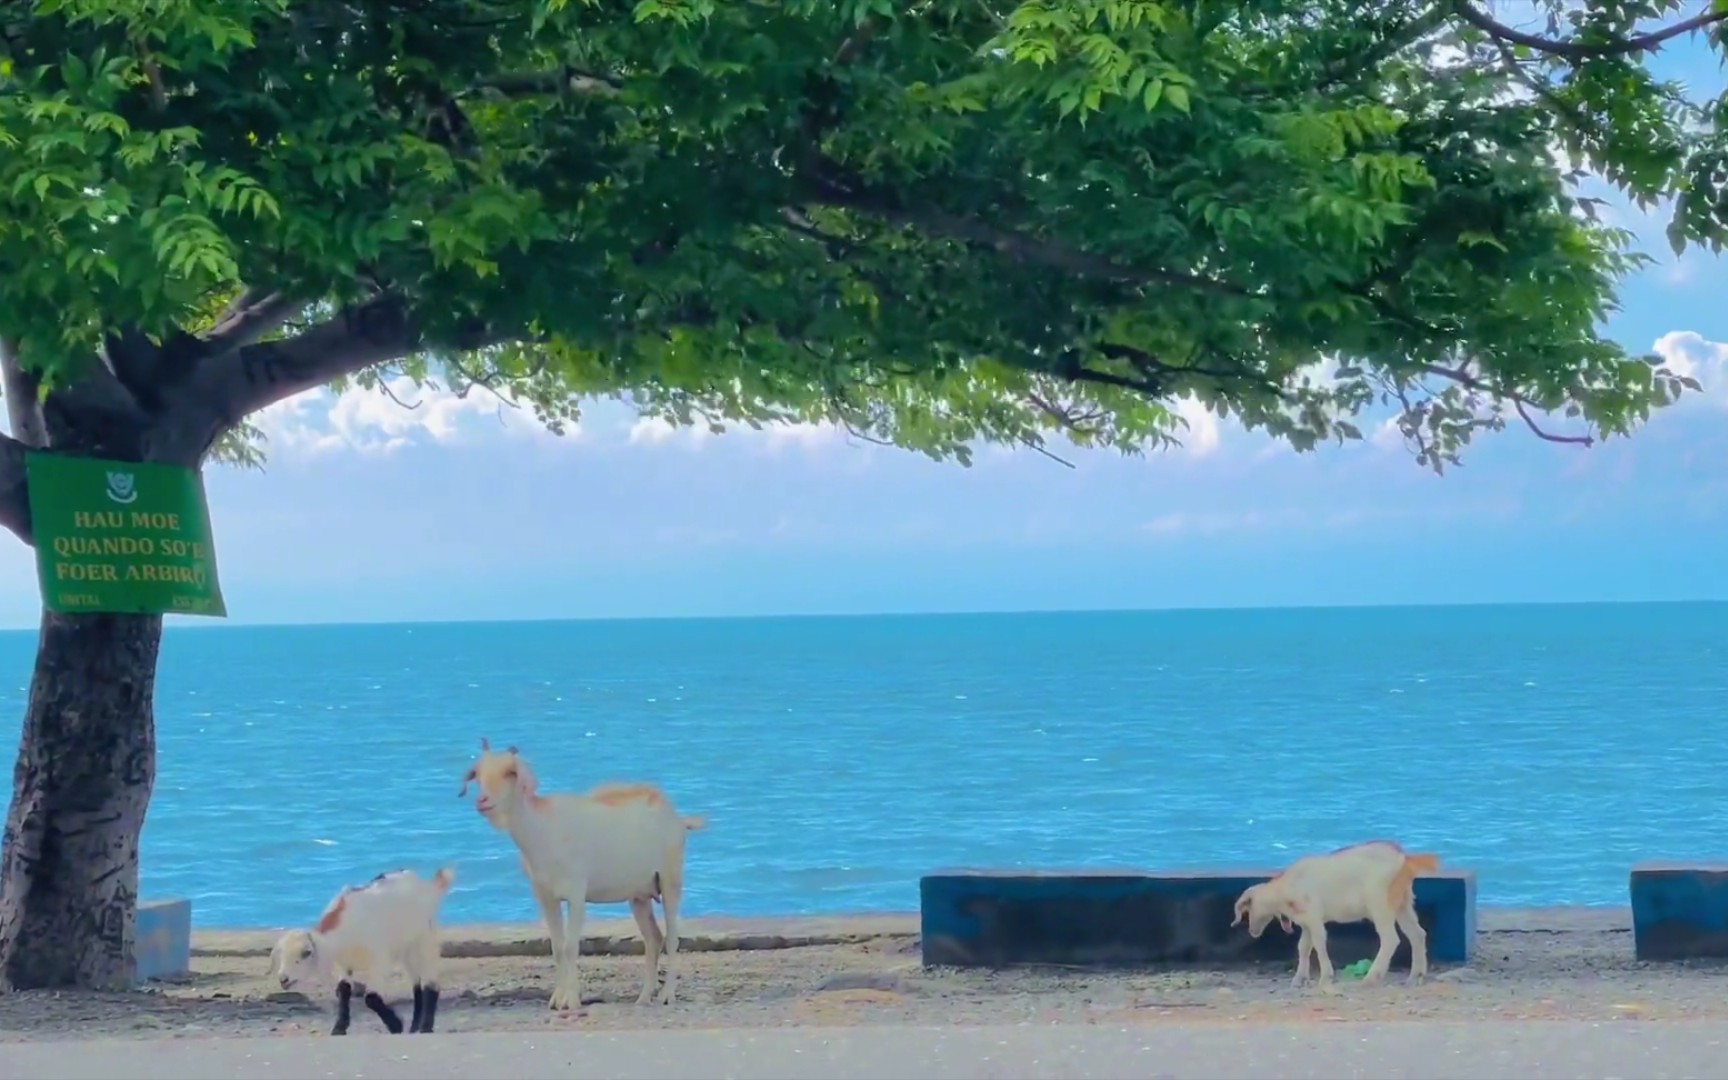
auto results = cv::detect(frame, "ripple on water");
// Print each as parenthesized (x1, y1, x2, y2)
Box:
(0, 605, 1721, 925)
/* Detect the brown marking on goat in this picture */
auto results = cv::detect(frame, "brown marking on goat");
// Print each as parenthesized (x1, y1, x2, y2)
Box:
(471, 750, 553, 813)
(474, 755, 521, 791)
(316, 896, 347, 934)
(590, 783, 668, 809)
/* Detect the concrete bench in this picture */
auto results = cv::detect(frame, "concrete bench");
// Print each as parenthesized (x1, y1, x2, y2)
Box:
(920, 868, 1476, 969)
(1629, 861, 1728, 960)
(136, 898, 192, 982)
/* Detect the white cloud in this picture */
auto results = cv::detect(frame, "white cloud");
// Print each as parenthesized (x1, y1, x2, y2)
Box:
(1141, 509, 1269, 536)
(1353, 331, 1728, 455)
(625, 415, 851, 455)
(243, 331, 1728, 465)
(626, 416, 686, 447)
(1170, 396, 1222, 458)
(1139, 496, 1519, 538)
(759, 422, 846, 452)
(1652, 331, 1728, 407)
(253, 376, 578, 459)
(1371, 417, 1406, 452)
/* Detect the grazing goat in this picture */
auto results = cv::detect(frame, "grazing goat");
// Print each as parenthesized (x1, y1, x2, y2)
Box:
(459, 738, 706, 1012)
(269, 866, 455, 1035)
(1231, 840, 1438, 987)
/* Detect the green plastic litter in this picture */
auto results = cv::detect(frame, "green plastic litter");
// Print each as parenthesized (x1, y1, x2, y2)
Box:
(1340, 959, 1374, 979)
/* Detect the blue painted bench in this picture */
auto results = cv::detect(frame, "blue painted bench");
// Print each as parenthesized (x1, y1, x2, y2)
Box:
(920, 868, 1476, 969)
(1630, 861, 1728, 960)
(136, 898, 192, 982)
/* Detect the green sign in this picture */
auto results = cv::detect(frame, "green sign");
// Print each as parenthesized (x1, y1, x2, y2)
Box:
(24, 453, 227, 617)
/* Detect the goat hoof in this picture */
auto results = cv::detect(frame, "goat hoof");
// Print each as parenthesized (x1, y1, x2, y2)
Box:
(548, 986, 583, 1012)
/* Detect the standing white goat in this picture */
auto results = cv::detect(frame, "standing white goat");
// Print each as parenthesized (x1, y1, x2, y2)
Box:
(1231, 840, 1438, 987)
(269, 866, 455, 1035)
(459, 738, 706, 1012)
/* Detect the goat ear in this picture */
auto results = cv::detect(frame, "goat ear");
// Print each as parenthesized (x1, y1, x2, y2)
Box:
(458, 767, 475, 798)
(515, 759, 538, 796)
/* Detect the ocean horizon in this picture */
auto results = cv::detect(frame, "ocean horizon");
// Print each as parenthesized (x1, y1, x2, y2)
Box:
(0, 600, 1722, 929)
(2, 595, 1719, 634)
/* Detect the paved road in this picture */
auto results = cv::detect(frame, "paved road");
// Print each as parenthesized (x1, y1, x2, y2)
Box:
(7, 1021, 1728, 1079)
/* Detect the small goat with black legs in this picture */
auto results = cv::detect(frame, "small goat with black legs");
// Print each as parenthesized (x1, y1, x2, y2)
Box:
(269, 866, 455, 1035)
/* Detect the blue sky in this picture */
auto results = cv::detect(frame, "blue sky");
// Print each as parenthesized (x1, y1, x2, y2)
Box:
(3, 27, 1726, 628)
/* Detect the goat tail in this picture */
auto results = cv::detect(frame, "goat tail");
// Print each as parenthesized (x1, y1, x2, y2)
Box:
(433, 866, 457, 893)
(1405, 852, 1441, 875)
(1387, 852, 1439, 910)
(682, 815, 709, 832)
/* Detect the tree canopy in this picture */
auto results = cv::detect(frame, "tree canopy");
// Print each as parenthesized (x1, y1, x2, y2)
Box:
(1, 0, 1724, 505)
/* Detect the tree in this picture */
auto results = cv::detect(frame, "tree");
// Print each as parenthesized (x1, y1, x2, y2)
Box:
(0, 0, 1723, 990)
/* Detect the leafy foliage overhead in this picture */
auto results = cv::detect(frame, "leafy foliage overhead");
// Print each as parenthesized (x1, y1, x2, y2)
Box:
(0, 0, 1723, 482)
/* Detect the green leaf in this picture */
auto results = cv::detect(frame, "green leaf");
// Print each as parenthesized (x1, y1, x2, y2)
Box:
(0, 0, 1702, 482)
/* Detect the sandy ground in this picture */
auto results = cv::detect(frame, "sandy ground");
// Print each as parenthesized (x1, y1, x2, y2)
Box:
(6, 909, 1728, 1042)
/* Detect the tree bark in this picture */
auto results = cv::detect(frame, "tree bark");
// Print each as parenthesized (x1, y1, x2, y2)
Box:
(0, 611, 161, 992)
(0, 302, 438, 990)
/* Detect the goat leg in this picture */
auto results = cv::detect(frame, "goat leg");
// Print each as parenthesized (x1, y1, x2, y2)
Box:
(355, 981, 404, 1033)
(1310, 923, 1336, 984)
(332, 979, 354, 1036)
(1364, 912, 1401, 984)
(1291, 928, 1314, 988)
(418, 984, 441, 1033)
(1396, 905, 1430, 983)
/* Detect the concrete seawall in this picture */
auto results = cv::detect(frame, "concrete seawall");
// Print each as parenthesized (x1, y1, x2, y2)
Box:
(193, 905, 1630, 961)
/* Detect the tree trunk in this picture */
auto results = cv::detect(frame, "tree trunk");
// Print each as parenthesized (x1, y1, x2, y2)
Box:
(0, 610, 161, 991)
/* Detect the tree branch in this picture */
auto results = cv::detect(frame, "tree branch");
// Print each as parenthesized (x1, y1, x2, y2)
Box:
(1419, 362, 1595, 445)
(0, 430, 33, 545)
(1484, 33, 1595, 131)
(1450, 1, 1728, 59)
(1511, 398, 1592, 444)
(1064, 363, 1163, 396)
(98, 325, 186, 412)
(470, 68, 621, 100)
(1096, 342, 1286, 397)
(203, 289, 305, 352)
(188, 295, 509, 433)
(805, 171, 1254, 298)
(0, 337, 46, 448)
(1309, 5, 1453, 94)
(0, 337, 41, 544)
(794, 16, 887, 177)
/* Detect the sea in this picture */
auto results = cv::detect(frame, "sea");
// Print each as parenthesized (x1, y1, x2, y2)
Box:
(0, 602, 1722, 930)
